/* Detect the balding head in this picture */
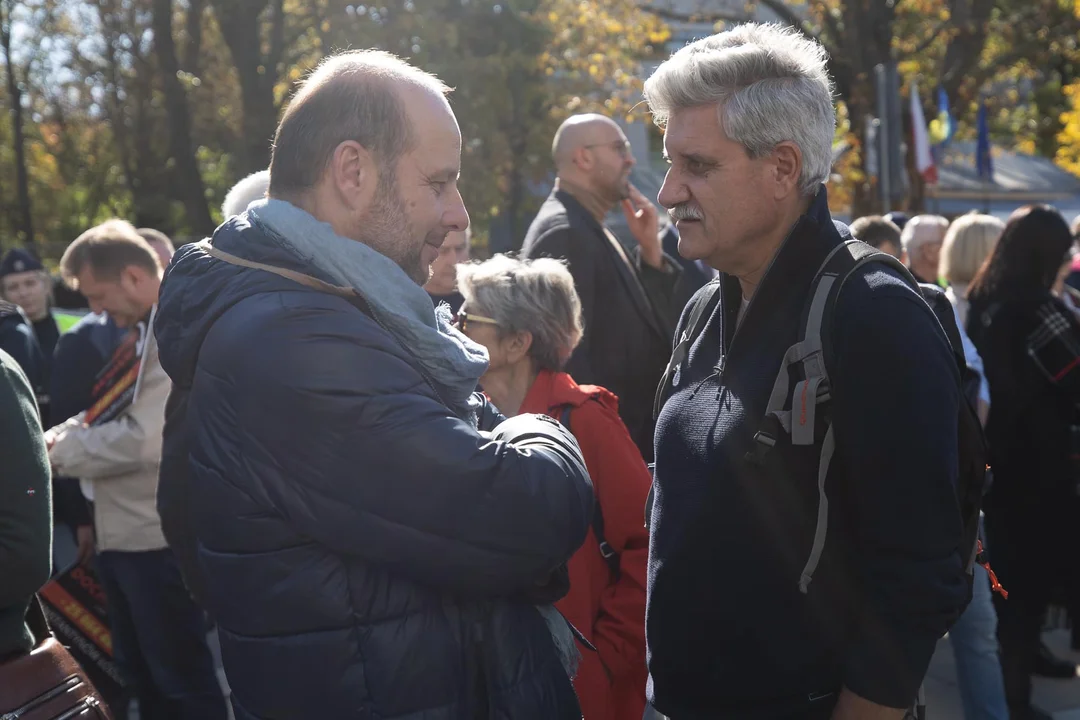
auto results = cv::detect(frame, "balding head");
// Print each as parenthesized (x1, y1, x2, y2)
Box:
(551, 113, 635, 204)
(268, 50, 451, 198)
(552, 114, 623, 171)
(265, 50, 468, 287)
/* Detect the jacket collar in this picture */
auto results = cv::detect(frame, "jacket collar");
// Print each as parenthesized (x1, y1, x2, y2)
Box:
(553, 189, 606, 236)
(720, 186, 847, 348)
(550, 190, 668, 341)
(518, 368, 618, 416)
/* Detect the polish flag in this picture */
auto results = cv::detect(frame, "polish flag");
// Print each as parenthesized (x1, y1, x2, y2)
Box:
(911, 80, 938, 185)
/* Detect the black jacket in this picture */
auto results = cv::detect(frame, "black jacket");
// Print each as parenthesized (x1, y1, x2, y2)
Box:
(522, 190, 679, 461)
(968, 291, 1080, 523)
(0, 301, 45, 416)
(0, 349, 52, 659)
(154, 215, 594, 720)
(648, 188, 968, 716)
(50, 312, 124, 532)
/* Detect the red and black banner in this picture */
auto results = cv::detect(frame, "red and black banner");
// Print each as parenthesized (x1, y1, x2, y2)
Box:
(85, 328, 140, 427)
(39, 564, 125, 708)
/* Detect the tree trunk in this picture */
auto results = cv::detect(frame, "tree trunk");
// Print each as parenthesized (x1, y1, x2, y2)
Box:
(1, 0, 35, 246)
(98, 1, 138, 201)
(941, 0, 995, 102)
(183, 0, 204, 75)
(211, 0, 280, 174)
(151, 0, 215, 235)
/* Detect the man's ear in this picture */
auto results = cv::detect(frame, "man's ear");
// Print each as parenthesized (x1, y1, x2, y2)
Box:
(771, 141, 803, 200)
(574, 146, 595, 173)
(118, 266, 143, 293)
(329, 140, 378, 211)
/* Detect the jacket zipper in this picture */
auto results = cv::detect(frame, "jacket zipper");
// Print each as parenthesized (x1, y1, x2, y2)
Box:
(718, 217, 807, 384)
(1, 676, 83, 719)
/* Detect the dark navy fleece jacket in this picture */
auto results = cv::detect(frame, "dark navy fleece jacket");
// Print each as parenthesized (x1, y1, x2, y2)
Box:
(647, 188, 968, 718)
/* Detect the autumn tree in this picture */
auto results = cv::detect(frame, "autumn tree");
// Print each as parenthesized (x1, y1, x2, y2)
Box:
(639, 0, 1080, 215)
(306, 0, 667, 247)
(1059, 80, 1080, 178)
(152, 0, 214, 234)
(208, 0, 286, 174)
(1, 0, 35, 245)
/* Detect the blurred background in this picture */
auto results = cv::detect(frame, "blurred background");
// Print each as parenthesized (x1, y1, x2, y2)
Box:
(0, 0, 1078, 259)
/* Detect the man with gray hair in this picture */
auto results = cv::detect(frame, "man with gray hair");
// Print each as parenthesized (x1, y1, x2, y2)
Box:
(154, 49, 592, 719)
(901, 214, 949, 284)
(645, 23, 968, 719)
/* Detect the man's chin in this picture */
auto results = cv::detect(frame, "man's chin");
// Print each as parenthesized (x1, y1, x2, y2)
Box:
(406, 262, 433, 287)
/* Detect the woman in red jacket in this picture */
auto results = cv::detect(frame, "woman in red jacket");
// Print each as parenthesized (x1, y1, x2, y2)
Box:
(456, 254, 651, 720)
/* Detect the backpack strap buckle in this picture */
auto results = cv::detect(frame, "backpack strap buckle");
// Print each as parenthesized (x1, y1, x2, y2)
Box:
(745, 429, 777, 466)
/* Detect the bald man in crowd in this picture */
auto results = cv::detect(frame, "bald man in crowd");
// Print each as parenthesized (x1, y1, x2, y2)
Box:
(522, 114, 680, 461)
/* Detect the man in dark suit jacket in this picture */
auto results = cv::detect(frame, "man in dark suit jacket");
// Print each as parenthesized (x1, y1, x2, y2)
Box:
(522, 114, 680, 461)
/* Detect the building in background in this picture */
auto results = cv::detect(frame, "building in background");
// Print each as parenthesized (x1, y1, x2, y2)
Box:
(929, 141, 1080, 221)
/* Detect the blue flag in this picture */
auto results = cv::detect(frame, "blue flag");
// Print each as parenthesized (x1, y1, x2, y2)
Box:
(930, 86, 955, 146)
(976, 101, 993, 181)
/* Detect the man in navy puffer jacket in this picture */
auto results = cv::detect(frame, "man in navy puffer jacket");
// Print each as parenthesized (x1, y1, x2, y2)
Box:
(154, 50, 593, 720)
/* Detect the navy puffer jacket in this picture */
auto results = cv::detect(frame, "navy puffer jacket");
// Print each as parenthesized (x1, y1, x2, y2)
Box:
(154, 216, 593, 720)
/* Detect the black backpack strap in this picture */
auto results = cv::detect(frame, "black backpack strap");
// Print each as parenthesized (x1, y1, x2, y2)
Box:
(557, 403, 620, 577)
(812, 241, 920, 370)
(653, 280, 721, 420)
(749, 240, 921, 594)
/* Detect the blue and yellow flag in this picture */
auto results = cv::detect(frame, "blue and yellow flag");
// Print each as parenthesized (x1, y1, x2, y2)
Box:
(928, 86, 955, 146)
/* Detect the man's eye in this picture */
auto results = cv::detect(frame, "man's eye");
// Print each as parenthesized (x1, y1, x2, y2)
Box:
(687, 160, 712, 176)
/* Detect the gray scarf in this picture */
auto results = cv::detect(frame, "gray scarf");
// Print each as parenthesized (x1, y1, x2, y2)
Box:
(248, 199, 488, 422)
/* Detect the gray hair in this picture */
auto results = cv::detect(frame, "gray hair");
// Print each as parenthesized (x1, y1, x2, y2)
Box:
(269, 50, 451, 197)
(901, 214, 949, 254)
(643, 23, 836, 196)
(456, 254, 584, 372)
(223, 170, 270, 218)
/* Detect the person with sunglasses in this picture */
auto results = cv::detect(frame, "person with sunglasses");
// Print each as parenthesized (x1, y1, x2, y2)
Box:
(456, 254, 652, 720)
(522, 113, 680, 463)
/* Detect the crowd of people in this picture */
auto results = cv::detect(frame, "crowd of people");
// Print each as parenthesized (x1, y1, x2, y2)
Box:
(3, 19, 1080, 720)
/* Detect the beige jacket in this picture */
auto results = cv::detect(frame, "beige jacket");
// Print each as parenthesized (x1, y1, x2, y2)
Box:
(48, 308, 169, 552)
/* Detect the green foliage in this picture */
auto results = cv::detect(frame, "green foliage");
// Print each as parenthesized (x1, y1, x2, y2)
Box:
(0, 0, 666, 257)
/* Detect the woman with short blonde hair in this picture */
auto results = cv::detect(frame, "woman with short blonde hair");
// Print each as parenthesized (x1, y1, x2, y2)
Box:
(940, 213, 1005, 327)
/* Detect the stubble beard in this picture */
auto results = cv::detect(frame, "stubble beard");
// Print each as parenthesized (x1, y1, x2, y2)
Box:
(357, 174, 426, 285)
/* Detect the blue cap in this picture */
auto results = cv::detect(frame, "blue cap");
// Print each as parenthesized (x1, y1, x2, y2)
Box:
(0, 248, 44, 279)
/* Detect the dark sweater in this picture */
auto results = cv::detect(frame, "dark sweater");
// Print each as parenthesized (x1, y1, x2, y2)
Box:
(0, 349, 52, 658)
(0, 302, 46, 417)
(50, 312, 124, 532)
(647, 189, 968, 717)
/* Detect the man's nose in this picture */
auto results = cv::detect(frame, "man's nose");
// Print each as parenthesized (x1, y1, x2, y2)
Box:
(446, 189, 469, 233)
(657, 168, 686, 209)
